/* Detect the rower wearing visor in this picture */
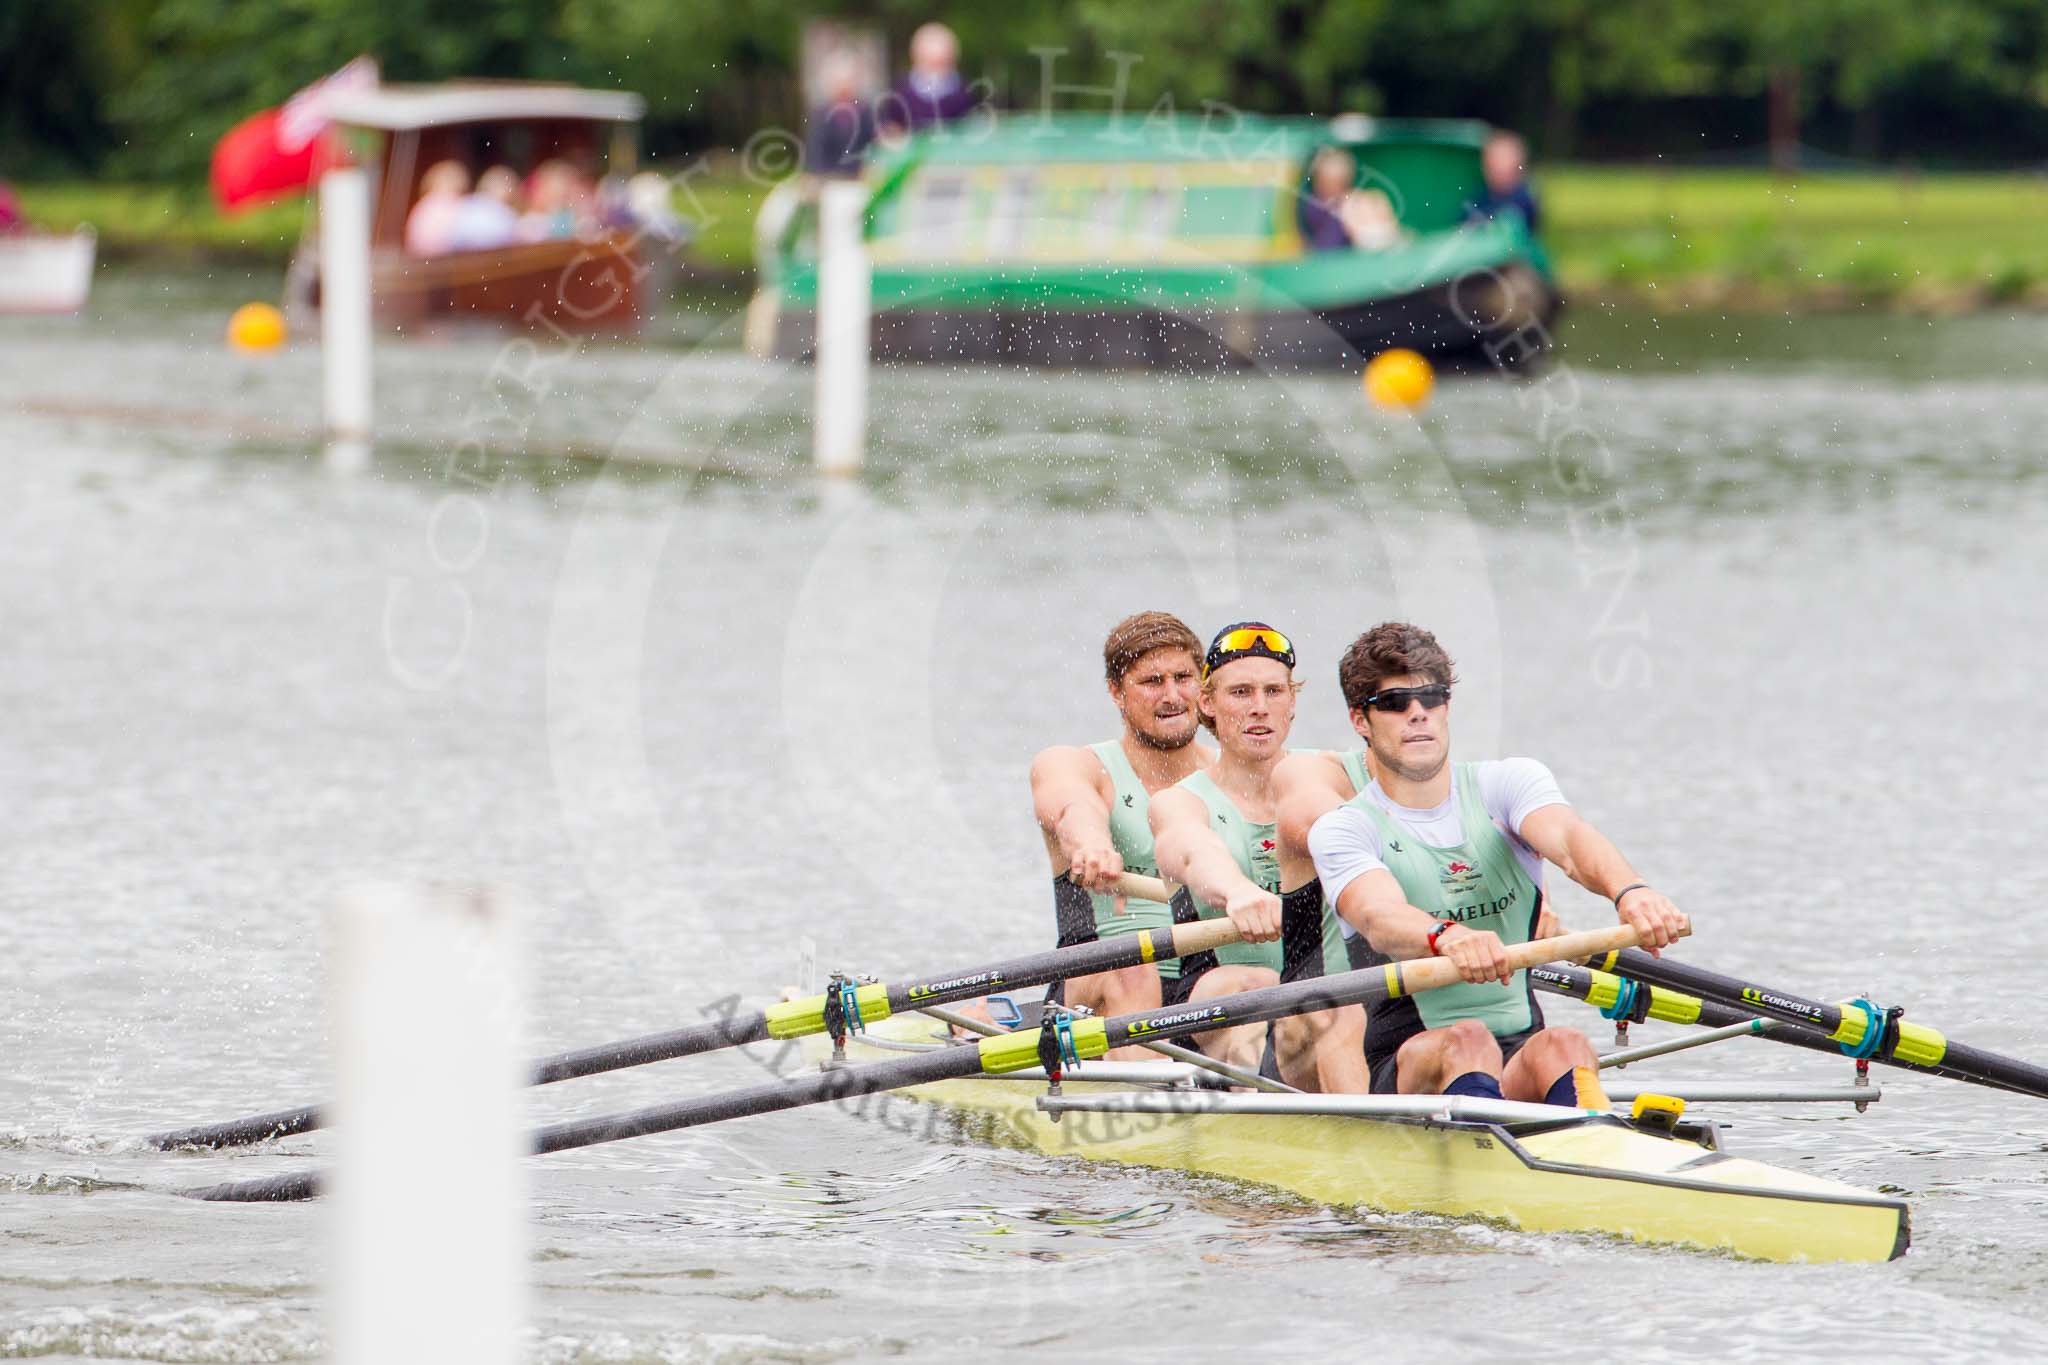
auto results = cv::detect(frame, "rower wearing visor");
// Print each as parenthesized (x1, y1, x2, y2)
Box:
(1030, 611, 1214, 1057)
(1303, 622, 1688, 1105)
(1146, 623, 1297, 1070)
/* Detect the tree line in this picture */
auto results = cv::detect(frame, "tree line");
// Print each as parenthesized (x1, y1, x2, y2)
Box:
(6, 0, 2048, 178)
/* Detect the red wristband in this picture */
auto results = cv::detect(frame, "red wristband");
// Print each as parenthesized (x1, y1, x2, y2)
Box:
(1427, 921, 1456, 955)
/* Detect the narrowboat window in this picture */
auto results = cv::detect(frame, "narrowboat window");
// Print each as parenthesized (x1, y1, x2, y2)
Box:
(912, 172, 971, 257)
(1137, 182, 1180, 252)
(987, 169, 1035, 256)
(1089, 173, 1122, 250)
(1033, 174, 1094, 256)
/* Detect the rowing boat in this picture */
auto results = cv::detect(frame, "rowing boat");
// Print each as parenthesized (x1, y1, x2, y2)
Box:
(176, 917, 2044, 1263)
(818, 1011, 1909, 1264)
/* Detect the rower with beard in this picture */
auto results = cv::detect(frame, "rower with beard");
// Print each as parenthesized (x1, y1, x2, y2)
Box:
(1029, 612, 1212, 1053)
(1146, 623, 1295, 1070)
(1305, 622, 1689, 1103)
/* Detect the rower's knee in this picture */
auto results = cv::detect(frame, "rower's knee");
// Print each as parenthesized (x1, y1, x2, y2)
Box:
(1108, 961, 1157, 990)
(1105, 961, 1163, 1008)
(1189, 965, 1276, 1003)
(1512, 1026, 1597, 1080)
(1320, 1005, 1365, 1051)
(1399, 1018, 1501, 1090)
(1274, 1002, 1359, 1080)
(1066, 961, 1160, 1016)
(1443, 1017, 1503, 1069)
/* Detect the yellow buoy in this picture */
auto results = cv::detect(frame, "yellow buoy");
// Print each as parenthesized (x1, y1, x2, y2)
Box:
(227, 302, 287, 352)
(1363, 347, 1434, 410)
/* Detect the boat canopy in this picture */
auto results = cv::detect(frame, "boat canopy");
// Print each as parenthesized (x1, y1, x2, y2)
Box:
(325, 82, 645, 131)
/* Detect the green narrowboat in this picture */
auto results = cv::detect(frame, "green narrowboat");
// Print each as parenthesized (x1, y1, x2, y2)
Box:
(748, 112, 1558, 371)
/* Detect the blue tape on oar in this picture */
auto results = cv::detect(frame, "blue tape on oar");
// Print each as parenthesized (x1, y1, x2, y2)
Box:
(833, 979, 867, 1035)
(1839, 997, 1886, 1059)
(1054, 1014, 1081, 1069)
(1599, 976, 1641, 1022)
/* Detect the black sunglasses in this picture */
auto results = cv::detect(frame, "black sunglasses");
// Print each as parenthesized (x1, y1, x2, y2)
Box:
(1361, 684, 1451, 714)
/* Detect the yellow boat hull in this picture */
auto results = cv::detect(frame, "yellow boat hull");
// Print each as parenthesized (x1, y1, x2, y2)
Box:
(832, 1027, 1909, 1264)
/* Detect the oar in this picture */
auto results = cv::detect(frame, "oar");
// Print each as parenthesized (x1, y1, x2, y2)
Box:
(1535, 961, 1806, 1040)
(149, 871, 1185, 1150)
(182, 922, 1659, 1203)
(1535, 961, 2034, 1095)
(916, 1001, 1296, 1094)
(1593, 948, 2048, 1100)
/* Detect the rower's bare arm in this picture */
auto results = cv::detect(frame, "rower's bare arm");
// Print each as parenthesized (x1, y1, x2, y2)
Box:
(1029, 745, 1124, 894)
(1150, 788, 1281, 942)
(1146, 786, 1221, 891)
(1333, 869, 1429, 955)
(1323, 844, 1513, 988)
(1274, 752, 1349, 886)
(1517, 804, 1688, 952)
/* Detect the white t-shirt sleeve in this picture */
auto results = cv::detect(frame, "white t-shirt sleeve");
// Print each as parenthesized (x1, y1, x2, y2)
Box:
(1308, 805, 1384, 914)
(1477, 757, 1569, 839)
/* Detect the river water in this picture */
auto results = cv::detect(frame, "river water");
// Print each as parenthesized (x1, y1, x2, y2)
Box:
(5, 271, 2048, 1361)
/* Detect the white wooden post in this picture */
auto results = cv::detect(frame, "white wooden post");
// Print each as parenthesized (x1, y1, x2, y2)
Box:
(812, 178, 870, 475)
(329, 883, 526, 1365)
(320, 168, 374, 446)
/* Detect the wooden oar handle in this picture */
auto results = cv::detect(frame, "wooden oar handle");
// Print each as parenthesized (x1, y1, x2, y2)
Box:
(1397, 922, 1689, 996)
(1114, 872, 1173, 903)
(1169, 914, 1243, 958)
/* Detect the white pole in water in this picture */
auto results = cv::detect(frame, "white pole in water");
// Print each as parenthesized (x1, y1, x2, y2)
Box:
(329, 884, 526, 1365)
(811, 178, 870, 475)
(320, 167, 374, 447)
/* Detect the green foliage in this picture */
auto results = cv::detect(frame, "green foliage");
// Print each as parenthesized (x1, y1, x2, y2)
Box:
(0, 0, 143, 174)
(1705, 213, 1784, 284)
(1592, 216, 1691, 284)
(1833, 249, 1907, 296)
(1542, 165, 2048, 300)
(9, 0, 2048, 178)
(15, 180, 305, 260)
(1705, 0, 2012, 107)
(1980, 259, 2031, 300)
(25, 162, 2048, 317)
(106, 0, 569, 177)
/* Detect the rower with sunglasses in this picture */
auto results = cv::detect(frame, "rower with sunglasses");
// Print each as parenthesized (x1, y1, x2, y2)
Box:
(1300, 622, 1688, 1104)
(1145, 623, 1297, 1070)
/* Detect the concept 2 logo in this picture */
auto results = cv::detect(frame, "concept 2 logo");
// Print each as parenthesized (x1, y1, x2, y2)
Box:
(1740, 988, 1825, 1023)
(906, 971, 1005, 1002)
(1125, 1006, 1227, 1037)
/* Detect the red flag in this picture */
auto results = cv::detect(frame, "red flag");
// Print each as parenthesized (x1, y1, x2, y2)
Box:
(210, 57, 378, 214)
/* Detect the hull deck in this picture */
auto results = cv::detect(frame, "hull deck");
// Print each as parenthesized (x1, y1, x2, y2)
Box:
(832, 1021, 1909, 1264)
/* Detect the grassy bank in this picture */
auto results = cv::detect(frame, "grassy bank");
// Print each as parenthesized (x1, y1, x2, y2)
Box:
(18, 183, 308, 264)
(21, 165, 2048, 310)
(16, 171, 768, 274)
(1543, 166, 2048, 309)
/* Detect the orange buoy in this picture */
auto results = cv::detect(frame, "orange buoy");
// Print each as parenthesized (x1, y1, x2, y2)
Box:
(1363, 348, 1434, 410)
(227, 301, 287, 352)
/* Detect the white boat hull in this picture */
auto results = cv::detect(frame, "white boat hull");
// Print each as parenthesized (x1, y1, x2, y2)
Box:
(0, 228, 96, 314)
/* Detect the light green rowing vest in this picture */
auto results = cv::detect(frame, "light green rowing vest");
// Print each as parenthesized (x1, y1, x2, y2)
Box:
(1174, 769, 1286, 974)
(1349, 762, 1540, 1036)
(1087, 740, 1181, 978)
(1338, 749, 1372, 797)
